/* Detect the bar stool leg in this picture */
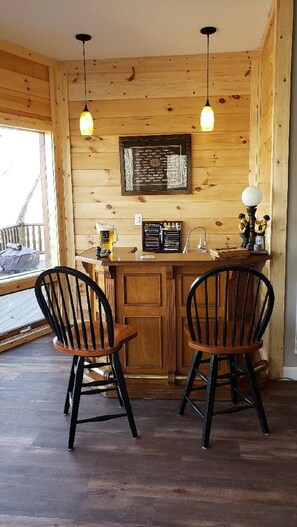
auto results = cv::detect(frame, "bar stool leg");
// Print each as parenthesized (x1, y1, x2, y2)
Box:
(228, 354, 239, 405)
(243, 353, 269, 435)
(68, 356, 84, 450)
(111, 360, 124, 406)
(202, 354, 218, 449)
(178, 350, 203, 415)
(64, 355, 78, 415)
(112, 353, 138, 439)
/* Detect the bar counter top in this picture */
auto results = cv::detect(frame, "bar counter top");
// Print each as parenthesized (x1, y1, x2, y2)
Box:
(76, 246, 271, 268)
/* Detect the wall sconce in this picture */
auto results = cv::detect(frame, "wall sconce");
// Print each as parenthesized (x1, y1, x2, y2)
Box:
(200, 26, 216, 132)
(75, 33, 94, 136)
(241, 185, 263, 250)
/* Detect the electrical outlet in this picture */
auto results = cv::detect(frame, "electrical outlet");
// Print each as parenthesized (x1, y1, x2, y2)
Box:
(134, 213, 142, 226)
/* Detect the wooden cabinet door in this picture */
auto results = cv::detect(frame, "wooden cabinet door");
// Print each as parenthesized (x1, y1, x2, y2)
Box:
(116, 265, 168, 376)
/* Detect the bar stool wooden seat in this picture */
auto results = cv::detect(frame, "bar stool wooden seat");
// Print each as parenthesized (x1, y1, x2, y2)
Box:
(35, 266, 138, 450)
(178, 265, 274, 449)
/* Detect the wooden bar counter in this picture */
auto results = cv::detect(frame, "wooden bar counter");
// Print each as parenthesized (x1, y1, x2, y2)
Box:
(76, 247, 271, 399)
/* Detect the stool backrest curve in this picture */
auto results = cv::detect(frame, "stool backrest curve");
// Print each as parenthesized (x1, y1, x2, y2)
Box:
(186, 265, 274, 348)
(35, 266, 114, 350)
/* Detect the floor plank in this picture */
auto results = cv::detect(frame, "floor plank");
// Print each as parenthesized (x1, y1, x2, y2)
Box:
(0, 335, 297, 526)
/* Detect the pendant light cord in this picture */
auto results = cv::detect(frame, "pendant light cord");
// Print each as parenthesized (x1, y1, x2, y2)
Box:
(82, 40, 87, 109)
(206, 34, 210, 104)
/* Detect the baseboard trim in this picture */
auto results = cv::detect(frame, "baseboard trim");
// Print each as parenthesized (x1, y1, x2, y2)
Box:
(283, 367, 297, 381)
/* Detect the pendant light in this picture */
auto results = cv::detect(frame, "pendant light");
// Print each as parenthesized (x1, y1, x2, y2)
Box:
(200, 26, 216, 132)
(75, 33, 94, 136)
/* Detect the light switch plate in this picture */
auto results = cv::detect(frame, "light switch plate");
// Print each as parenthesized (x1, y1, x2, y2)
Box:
(134, 213, 142, 226)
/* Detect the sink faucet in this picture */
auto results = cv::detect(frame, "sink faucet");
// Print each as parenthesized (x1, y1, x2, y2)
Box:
(182, 226, 207, 254)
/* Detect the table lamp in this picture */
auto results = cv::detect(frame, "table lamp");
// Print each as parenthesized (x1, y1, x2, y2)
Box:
(241, 185, 263, 250)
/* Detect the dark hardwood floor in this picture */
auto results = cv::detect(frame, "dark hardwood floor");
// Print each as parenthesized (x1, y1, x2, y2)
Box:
(0, 335, 297, 527)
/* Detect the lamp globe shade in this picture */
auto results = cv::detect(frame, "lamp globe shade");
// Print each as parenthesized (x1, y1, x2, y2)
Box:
(241, 186, 263, 207)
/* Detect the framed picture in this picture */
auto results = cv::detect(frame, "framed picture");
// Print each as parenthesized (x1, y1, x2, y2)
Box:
(119, 134, 192, 195)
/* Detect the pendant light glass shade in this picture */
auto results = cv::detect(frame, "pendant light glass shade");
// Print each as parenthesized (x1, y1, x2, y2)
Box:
(80, 105, 94, 136)
(200, 26, 216, 132)
(76, 33, 93, 136)
(200, 101, 215, 131)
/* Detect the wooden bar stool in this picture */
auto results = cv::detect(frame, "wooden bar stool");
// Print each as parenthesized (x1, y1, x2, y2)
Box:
(35, 266, 138, 450)
(178, 265, 274, 449)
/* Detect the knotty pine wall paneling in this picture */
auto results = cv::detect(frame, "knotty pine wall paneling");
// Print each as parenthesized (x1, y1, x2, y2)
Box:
(67, 51, 255, 253)
(0, 39, 54, 129)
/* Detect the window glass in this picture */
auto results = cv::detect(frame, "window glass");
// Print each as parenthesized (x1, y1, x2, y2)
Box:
(0, 126, 57, 280)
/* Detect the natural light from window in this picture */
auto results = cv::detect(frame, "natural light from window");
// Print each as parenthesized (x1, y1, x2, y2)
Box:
(0, 125, 57, 281)
(0, 125, 58, 339)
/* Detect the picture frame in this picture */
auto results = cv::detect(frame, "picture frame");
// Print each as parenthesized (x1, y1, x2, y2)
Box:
(119, 134, 192, 195)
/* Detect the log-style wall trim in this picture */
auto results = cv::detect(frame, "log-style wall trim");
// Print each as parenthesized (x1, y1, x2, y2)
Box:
(249, 57, 260, 185)
(54, 62, 76, 268)
(258, 5, 275, 223)
(47, 63, 72, 268)
(269, 0, 294, 379)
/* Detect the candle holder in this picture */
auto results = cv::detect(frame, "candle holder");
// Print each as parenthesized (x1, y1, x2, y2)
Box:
(241, 186, 263, 251)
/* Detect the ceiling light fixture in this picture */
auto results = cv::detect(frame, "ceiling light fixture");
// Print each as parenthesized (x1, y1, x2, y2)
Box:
(200, 26, 216, 132)
(75, 33, 94, 136)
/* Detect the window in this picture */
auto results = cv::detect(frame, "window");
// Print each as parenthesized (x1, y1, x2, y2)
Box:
(0, 125, 58, 342)
(0, 125, 58, 281)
